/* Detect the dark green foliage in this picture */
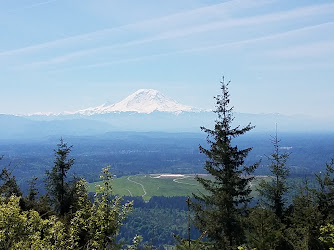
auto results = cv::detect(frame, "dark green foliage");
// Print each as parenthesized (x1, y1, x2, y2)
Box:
(0, 156, 22, 198)
(314, 159, 334, 222)
(285, 180, 324, 249)
(27, 176, 38, 202)
(257, 131, 290, 219)
(20, 176, 52, 216)
(246, 206, 283, 250)
(192, 78, 258, 249)
(120, 207, 194, 248)
(173, 197, 213, 250)
(118, 196, 202, 248)
(45, 138, 75, 215)
(174, 231, 212, 250)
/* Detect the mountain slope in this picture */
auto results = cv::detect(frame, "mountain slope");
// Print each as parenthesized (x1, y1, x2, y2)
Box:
(73, 89, 194, 115)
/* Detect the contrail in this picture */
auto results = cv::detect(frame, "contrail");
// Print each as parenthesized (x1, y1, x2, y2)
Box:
(8, 0, 58, 13)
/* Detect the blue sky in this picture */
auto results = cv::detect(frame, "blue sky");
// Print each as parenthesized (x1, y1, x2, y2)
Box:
(0, 0, 333, 118)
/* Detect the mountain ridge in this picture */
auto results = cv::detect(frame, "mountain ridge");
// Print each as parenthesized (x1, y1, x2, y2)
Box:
(2, 89, 333, 138)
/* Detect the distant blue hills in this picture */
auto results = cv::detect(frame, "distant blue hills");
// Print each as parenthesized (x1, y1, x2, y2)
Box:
(0, 111, 333, 140)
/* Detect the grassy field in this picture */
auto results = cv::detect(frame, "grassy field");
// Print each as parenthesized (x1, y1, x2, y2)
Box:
(88, 174, 206, 201)
(88, 174, 271, 201)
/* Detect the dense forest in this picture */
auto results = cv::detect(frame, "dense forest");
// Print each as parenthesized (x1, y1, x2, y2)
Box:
(0, 81, 333, 249)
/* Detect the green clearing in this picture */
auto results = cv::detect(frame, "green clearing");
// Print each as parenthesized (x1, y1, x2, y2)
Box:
(88, 175, 205, 201)
(88, 174, 271, 201)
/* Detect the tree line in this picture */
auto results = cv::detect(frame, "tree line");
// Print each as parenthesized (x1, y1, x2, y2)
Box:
(0, 78, 333, 249)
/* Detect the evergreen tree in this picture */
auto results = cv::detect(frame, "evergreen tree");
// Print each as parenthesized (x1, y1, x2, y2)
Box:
(286, 180, 323, 250)
(192, 78, 258, 249)
(174, 232, 211, 250)
(245, 206, 283, 250)
(314, 158, 334, 222)
(257, 130, 290, 219)
(45, 138, 75, 215)
(27, 176, 38, 202)
(0, 157, 22, 198)
(173, 197, 212, 250)
(20, 176, 40, 212)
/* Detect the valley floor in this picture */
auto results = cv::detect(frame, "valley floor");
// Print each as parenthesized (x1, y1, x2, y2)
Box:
(88, 174, 271, 201)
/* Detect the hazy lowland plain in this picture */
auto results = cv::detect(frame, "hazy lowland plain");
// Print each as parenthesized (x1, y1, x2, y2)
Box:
(1, 131, 333, 191)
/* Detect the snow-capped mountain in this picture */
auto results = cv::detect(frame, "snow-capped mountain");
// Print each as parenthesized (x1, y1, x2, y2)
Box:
(72, 89, 195, 115)
(3, 86, 332, 138)
(9, 89, 329, 138)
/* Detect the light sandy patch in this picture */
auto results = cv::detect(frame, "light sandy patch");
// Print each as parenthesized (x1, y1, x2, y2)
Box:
(151, 174, 185, 179)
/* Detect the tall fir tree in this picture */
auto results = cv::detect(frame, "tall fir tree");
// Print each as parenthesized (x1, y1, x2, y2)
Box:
(27, 177, 38, 202)
(192, 78, 258, 249)
(45, 138, 75, 216)
(286, 179, 323, 250)
(314, 158, 334, 222)
(257, 129, 290, 219)
(245, 206, 283, 250)
(0, 156, 22, 198)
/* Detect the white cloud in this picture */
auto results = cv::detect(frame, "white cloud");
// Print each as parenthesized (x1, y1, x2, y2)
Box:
(37, 22, 332, 72)
(266, 40, 334, 58)
(7, 0, 58, 13)
(20, 20, 334, 70)
(3, 0, 334, 72)
(0, 0, 272, 57)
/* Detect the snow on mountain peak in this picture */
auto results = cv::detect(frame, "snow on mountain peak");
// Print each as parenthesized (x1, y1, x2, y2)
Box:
(75, 89, 194, 115)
